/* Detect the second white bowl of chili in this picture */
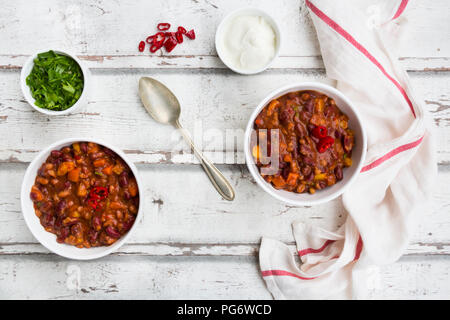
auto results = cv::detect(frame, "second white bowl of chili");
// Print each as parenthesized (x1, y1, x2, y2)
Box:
(20, 138, 143, 260)
(244, 82, 367, 206)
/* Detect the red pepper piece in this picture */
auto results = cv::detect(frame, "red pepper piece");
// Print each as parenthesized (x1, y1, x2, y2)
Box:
(164, 36, 178, 52)
(317, 136, 335, 153)
(157, 23, 171, 31)
(153, 32, 166, 44)
(89, 186, 108, 200)
(146, 34, 156, 44)
(87, 198, 98, 210)
(164, 32, 176, 39)
(177, 26, 187, 34)
(175, 31, 183, 44)
(150, 42, 163, 53)
(138, 41, 145, 52)
(311, 126, 327, 139)
(185, 29, 195, 39)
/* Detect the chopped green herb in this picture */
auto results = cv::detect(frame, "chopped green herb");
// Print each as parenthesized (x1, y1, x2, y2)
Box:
(26, 50, 84, 111)
(94, 171, 104, 177)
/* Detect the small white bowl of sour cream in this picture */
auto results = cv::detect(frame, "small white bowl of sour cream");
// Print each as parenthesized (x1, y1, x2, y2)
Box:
(215, 8, 281, 75)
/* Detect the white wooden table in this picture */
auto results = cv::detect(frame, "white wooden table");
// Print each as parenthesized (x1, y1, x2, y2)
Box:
(0, 0, 449, 299)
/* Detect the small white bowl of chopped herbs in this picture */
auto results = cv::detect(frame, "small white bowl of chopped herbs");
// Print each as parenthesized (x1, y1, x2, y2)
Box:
(20, 49, 90, 116)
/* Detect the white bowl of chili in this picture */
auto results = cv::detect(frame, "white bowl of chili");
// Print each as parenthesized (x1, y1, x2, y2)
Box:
(20, 49, 90, 116)
(21, 137, 143, 260)
(244, 82, 367, 206)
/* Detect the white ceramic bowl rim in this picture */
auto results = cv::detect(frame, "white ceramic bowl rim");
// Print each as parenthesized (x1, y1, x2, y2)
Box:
(21, 137, 143, 260)
(244, 82, 367, 206)
(215, 7, 281, 75)
(20, 49, 90, 116)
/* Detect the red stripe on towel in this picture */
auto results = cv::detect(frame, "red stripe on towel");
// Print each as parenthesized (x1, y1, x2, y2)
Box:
(305, 0, 416, 117)
(261, 269, 316, 280)
(392, 0, 409, 20)
(353, 236, 363, 261)
(361, 135, 424, 172)
(298, 239, 336, 256)
(262, 238, 363, 281)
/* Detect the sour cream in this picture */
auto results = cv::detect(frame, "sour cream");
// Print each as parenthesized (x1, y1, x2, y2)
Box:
(218, 14, 277, 73)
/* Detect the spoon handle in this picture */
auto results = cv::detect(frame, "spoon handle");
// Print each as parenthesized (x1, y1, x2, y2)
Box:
(174, 120, 235, 201)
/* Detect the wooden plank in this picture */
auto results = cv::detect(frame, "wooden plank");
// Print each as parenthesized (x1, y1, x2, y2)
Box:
(0, 255, 448, 299)
(0, 70, 449, 164)
(1, 163, 449, 255)
(1, 242, 449, 257)
(1, 54, 449, 72)
(0, 0, 449, 71)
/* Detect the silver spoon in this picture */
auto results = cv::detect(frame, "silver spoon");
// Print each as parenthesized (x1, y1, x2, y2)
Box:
(138, 77, 235, 201)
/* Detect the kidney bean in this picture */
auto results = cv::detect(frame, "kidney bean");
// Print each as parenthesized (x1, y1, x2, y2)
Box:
(71, 223, 82, 237)
(38, 167, 46, 177)
(334, 166, 343, 181)
(295, 124, 306, 138)
(122, 217, 135, 232)
(279, 107, 295, 124)
(282, 167, 290, 180)
(103, 148, 117, 158)
(105, 226, 121, 238)
(92, 216, 102, 231)
(90, 152, 104, 160)
(304, 99, 314, 113)
(317, 181, 327, 189)
(55, 200, 67, 215)
(54, 217, 63, 229)
(62, 154, 72, 162)
(51, 150, 62, 158)
(88, 229, 99, 243)
(40, 201, 53, 214)
(300, 144, 311, 156)
(119, 172, 129, 187)
(301, 165, 312, 177)
(310, 135, 319, 144)
(52, 157, 62, 166)
(303, 157, 314, 166)
(334, 130, 341, 139)
(57, 227, 70, 243)
(30, 191, 39, 201)
(42, 214, 55, 228)
(80, 142, 88, 153)
(63, 216, 79, 226)
(342, 135, 354, 153)
(299, 111, 310, 122)
(123, 190, 131, 200)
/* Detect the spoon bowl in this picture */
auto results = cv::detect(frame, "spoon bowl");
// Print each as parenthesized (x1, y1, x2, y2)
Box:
(139, 77, 181, 124)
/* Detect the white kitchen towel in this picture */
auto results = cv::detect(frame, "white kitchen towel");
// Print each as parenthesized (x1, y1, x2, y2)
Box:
(259, 0, 437, 299)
